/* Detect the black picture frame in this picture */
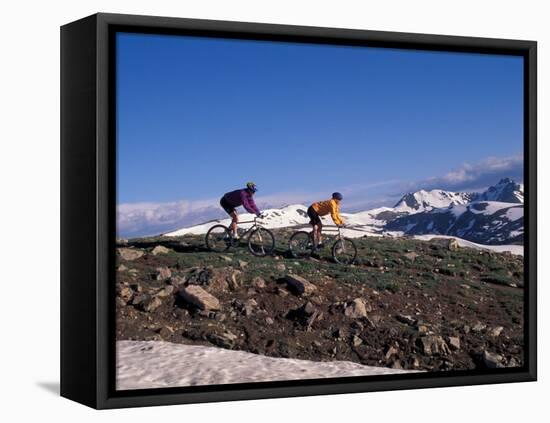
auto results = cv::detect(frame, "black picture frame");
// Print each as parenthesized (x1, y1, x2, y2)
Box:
(60, 12, 537, 409)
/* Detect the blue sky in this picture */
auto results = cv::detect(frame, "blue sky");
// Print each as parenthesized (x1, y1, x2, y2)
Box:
(116, 32, 523, 236)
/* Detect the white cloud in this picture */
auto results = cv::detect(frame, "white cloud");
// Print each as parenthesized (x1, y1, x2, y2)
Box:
(401, 154, 524, 194)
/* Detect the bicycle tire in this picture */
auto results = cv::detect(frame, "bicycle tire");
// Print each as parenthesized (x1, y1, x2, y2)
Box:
(288, 231, 314, 259)
(205, 224, 232, 252)
(332, 238, 357, 265)
(247, 227, 275, 257)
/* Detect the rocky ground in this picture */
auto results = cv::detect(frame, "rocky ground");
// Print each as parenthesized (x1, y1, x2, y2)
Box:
(115, 229, 524, 372)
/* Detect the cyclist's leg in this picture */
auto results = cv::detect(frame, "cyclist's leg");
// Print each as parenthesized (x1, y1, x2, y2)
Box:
(230, 211, 239, 237)
(317, 221, 323, 246)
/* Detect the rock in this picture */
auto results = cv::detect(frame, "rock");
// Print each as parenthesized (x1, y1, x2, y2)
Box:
(395, 314, 417, 326)
(208, 331, 238, 349)
(157, 326, 174, 339)
(352, 335, 363, 347)
(243, 299, 258, 316)
(265, 317, 274, 325)
(117, 264, 128, 272)
(276, 287, 289, 297)
(238, 260, 248, 268)
(472, 322, 487, 333)
(151, 245, 171, 255)
(447, 336, 461, 351)
(227, 271, 242, 290)
(252, 277, 266, 289)
(385, 346, 399, 360)
(482, 350, 504, 368)
(169, 276, 186, 286)
(403, 252, 419, 261)
(220, 255, 233, 262)
(448, 238, 460, 251)
(118, 286, 133, 302)
(344, 298, 369, 319)
(156, 285, 175, 297)
(460, 284, 471, 290)
(179, 285, 221, 311)
(142, 296, 162, 312)
(507, 357, 520, 368)
(285, 274, 317, 296)
(117, 248, 144, 261)
(489, 326, 504, 337)
(276, 263, 286, 272)
(417, 335, 450, 356)
(155, 267, 172, 280)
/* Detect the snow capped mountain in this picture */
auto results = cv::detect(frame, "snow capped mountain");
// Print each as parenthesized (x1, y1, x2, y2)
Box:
(386, 201, 524, 245)
(473, 178, 524, 203)
(393, 189, 474, 213)
(164, 204, 311, 236)
(163, 178, 524, 246)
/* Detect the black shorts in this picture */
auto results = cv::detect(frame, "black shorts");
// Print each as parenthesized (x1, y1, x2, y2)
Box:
(220, 197, 236, 215)
(307, 206, 322, 226)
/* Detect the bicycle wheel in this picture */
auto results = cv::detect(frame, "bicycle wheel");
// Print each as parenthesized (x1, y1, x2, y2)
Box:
(205, 224, 232, 252)
(332, 238, 357, 265)
(248, 227, 275, 257)
(288, 231, 314, 259)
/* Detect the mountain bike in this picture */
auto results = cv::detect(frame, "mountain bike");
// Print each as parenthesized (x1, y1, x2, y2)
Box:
(205, 217, 275, 257)
(288, 225, 357, 265)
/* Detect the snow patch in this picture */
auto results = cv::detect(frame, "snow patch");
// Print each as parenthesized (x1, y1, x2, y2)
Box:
(116, 340, 417, 390)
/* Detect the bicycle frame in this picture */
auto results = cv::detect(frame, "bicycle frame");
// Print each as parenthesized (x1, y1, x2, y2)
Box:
(234, 217, 265, 239)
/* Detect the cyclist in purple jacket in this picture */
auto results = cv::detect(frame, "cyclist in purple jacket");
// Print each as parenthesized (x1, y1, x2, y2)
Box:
(220, 182, 262, 239)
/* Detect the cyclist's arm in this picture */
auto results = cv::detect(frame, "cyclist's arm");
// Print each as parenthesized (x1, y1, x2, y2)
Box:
(330, 201, 344, 226)
(241, 190, 261, 215)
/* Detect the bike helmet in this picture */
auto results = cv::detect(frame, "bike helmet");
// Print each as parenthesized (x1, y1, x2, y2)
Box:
(332, 192, 343, 201)
(246, 182, 258, 193)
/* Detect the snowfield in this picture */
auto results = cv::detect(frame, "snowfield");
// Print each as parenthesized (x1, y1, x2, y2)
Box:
(412, 235, 523, 256)
(116, 340, 417, 390)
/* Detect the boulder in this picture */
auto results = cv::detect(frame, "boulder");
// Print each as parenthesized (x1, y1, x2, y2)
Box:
(385, 346, 399, 360)
(118, 286, 133, 302)
(447, 336, 461, 351)
(227, 271, 242, 290)
(395, 314, 417, 325)
(472, 322, 487, 333)
(142, 296, 162, 313)
(243, 299, 258, 316)
(482, 350, 504, 369)
(489, 326, 504, 337)
(403, 252, 419, 261)
(252, 276, 266, 289)
(117, 248, 144, 261)
(285, 275, 317, 296)
(179, 285, 221, 311)
(417, 335, 450, 356)
(156, 285, 175, 297)
(344, 298, 369, 319)
(276, 263, 286, 272)
(208, 331, 238, 349)
(448, 238, 460, 251)
(151, 245, 172, 255)
(352, 335, 363, 347)
(155, 267, 172, 280)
